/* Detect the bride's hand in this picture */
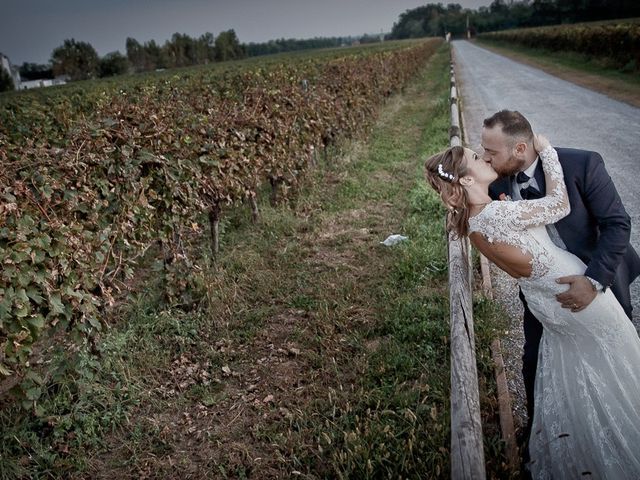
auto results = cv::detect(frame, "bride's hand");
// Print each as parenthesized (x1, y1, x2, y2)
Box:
(533, 134, 551, 153)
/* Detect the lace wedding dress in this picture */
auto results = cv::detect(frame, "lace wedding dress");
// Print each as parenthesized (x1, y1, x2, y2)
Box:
(469, 146, 640, 478)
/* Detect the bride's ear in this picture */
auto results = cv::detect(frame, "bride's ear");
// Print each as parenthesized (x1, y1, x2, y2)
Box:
(459, 175, 474, 187)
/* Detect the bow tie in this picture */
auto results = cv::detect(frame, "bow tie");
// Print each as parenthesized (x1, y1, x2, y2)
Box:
(520, 185, 543, 200)
(516, 171, 530, 184)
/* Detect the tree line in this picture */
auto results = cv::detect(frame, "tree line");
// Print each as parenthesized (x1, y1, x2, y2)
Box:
(124, 30, 245, 73)
(389, 0, 640, 39)
(0, 29, 247, 89)
(244, 33, 382, 57)
(48, 30, 245, 82)
(4, 30, 384, 90)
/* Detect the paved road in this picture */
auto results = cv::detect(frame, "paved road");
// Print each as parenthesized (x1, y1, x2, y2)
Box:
(452, 40, 640, 327)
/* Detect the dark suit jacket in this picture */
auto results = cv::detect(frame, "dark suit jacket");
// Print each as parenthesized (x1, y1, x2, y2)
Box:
(489, 147, 640, 314)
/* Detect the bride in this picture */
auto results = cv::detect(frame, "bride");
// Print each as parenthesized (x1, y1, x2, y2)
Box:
(424, 135, 640, 478)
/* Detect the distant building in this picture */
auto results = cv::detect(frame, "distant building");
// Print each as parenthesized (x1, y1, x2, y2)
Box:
(1, 52, 68, 91)
(18, 76, 68, 90)
(0, 52, 22, 89)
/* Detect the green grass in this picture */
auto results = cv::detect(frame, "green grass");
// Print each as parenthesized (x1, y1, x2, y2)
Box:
(0, 42, 512, 479)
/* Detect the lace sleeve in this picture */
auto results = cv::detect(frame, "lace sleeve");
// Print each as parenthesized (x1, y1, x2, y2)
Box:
(509, 145, 570, 228)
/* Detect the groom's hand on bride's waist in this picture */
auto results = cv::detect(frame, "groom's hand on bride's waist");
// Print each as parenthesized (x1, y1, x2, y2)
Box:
(555, 275, 598, 313)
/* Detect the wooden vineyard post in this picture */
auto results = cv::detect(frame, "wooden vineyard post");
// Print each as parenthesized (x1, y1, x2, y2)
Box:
(269, 176, 280, 206)
(208, 201, 221, 255)
(249, 195, 259, 223)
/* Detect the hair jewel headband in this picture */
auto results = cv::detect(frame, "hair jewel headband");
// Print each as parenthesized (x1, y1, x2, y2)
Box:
(437, 163, 455, 182)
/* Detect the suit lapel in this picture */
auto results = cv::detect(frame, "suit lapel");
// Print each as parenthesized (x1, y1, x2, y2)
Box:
(490, 176, 512, 199)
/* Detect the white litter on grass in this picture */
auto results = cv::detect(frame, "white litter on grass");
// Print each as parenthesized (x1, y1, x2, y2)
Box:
(380, 234, 408, 246)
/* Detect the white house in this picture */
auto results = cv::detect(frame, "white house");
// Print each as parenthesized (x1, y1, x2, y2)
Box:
(18, 77, 68, 90)
(1, 52, 68, 90)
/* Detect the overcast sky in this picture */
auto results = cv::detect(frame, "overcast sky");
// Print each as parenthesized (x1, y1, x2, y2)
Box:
(1, 0, 492, 65)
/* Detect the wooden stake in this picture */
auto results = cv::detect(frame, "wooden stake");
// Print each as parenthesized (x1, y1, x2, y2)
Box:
(208, 201, 221, 255)
(269, 177, 279, 206)
(249, 195, 259, 223)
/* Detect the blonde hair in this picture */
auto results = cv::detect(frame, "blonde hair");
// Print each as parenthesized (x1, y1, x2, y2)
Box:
(424, 146, 470, 237)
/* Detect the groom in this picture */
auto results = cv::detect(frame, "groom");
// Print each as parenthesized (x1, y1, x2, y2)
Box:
(480, 110, 640, 455)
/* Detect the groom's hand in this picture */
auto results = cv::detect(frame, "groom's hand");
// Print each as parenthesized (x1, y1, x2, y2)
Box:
(555, 275, 598, 312)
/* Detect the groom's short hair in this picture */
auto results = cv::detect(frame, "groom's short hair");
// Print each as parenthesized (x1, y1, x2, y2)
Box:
(483, 110, 534, 144)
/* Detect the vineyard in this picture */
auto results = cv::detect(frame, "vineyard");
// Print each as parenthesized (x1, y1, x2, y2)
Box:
(0, 39, 441, 405)
(478, 18, 640, 71)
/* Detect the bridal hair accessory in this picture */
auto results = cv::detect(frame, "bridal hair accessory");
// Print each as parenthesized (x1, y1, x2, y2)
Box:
(437, 164, 455, 182)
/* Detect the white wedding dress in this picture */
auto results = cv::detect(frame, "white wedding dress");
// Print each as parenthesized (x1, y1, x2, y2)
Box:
(469, 146, 640, 478)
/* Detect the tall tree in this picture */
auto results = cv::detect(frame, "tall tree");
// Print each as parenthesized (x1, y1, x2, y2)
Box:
(126, 37, 146, 72)
(164, 33, 194, 67)
(98, 51, 130, 77)
(51, 39, 99, 81)
(214, 30, 245, 62)
(390, 4, 450, 39)
(19, 62, 53, 80)
(197, 32, 216, 64)
(144, 40, 167, 70)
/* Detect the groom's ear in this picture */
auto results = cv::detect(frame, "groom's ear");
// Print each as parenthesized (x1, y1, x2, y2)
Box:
(514, 141, 528, 158)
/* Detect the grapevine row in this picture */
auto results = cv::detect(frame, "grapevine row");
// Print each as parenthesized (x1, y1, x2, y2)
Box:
(0, 40, 441, 401)
(478, 20, 640, 71)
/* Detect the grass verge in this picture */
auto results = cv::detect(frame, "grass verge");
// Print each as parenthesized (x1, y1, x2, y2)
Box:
(0, 43, 512, 479)
(475, 38, 640, 108)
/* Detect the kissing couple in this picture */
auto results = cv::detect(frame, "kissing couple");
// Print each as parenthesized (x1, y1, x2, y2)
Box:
(425, 110, 640, 478)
